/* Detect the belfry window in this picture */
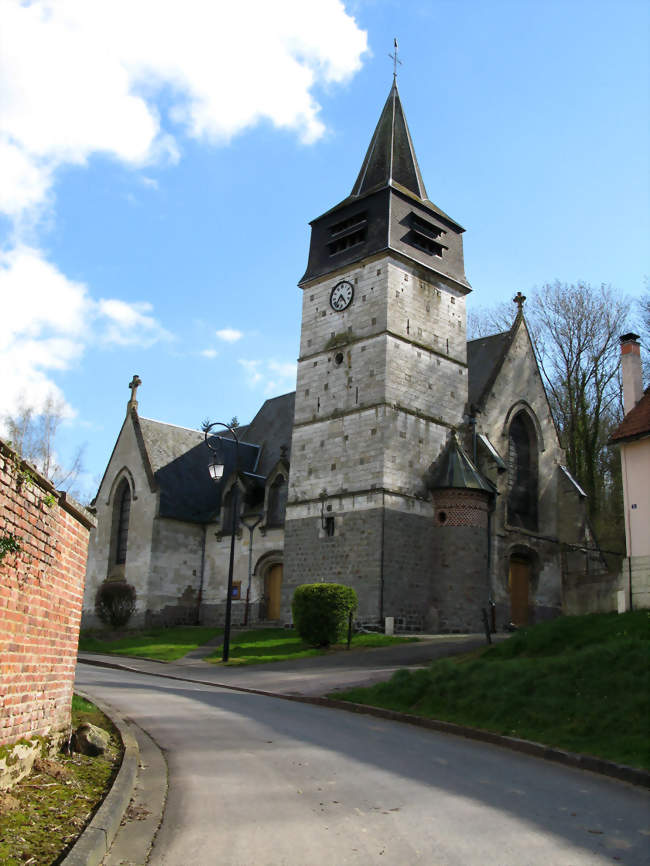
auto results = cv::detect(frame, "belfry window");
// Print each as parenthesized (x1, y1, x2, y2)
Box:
(327, 212, 367, 256)
(405, 212, 447, 258)
(507, 411, 538, 531)
(115, 481, 131, 564)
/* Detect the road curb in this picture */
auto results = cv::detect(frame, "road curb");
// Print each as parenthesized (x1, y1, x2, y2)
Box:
(295, 696, 650, 790)
(78, 654, 650, 790)
(61, 691, 139, 866)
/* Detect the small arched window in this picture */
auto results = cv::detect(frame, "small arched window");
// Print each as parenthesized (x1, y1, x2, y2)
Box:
(267, 474, 287, 527)
(507, 411, 538, 531)
(114, 480, 131, 564)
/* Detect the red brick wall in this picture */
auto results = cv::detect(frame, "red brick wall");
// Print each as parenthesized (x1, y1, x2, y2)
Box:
(0, 440, 95, 747)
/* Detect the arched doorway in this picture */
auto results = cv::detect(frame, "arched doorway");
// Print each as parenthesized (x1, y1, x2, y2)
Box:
(264, 564, 283, 621)
(508, 555, 531, 626)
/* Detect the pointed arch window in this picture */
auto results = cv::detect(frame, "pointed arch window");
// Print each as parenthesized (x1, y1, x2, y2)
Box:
(114, 480, 131, 565)
(267, 474, 287, 527)
(507, 411, 538, 531)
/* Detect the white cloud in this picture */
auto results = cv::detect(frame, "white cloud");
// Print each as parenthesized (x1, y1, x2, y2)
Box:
(0, 0, 367, 220)
(0, 246, 170, 421)
(0, 0, 364, 428)
(201, 348, 218, 359)
(216, 328, 244, 343)
(238, 359, 264, 387)
(97, 299, 172, 346)
(238, 358, 297, 394)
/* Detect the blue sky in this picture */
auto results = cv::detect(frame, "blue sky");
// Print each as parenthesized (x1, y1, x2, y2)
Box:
(1, 0, 648, 500)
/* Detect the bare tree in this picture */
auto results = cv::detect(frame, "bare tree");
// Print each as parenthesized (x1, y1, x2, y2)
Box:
(467, 302, 513, 339)
(527, 282, 629, 523)
(638, 289, 650, 384)
(3, 395, 86, 497)
(470, 282, 629, 550)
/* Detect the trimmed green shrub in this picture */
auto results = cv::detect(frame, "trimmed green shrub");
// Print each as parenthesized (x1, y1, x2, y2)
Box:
(95, 581, 137, 628)
(292, 583, 357, 647)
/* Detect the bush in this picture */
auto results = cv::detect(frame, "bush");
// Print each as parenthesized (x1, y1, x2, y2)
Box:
(292, 583, 357, 647)
(95, 581, 137, 628)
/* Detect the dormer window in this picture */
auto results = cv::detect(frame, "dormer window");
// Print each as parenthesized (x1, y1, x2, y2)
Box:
(328, 212, 367, 256)
(405, 212, 447, 258)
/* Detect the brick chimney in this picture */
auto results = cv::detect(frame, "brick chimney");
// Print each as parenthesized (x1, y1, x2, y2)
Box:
(620, 333, 643, 415)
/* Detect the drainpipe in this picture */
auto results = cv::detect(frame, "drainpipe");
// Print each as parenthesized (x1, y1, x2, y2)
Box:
(379, 490, 386, 624)
(196, 523, 207, 625)
(487, 495, 496, 632)
(241, 513, 263, 626)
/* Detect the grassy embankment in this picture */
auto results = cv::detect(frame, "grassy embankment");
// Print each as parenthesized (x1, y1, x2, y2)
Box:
(335, 611, 650, 770)
(0, 695, 122, 865)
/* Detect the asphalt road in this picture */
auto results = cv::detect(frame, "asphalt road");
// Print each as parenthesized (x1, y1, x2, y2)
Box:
(75, 663, 650, 866)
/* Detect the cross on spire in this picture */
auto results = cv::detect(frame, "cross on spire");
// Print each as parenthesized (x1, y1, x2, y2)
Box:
(389, 38, 402, 81)
(513, 291, 526, 314)
(127, 374, 142, 414)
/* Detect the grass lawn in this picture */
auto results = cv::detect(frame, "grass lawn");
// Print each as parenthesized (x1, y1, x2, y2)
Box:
(334, 611, 650, 770)
(205, 628, 419, 665)
(78, 626, 223, 662)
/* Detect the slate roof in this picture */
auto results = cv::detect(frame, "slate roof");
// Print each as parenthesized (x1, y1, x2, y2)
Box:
(466, 330, 512, 409)
(134, 393, 295, 524)
(241, 392, 295, 477)
(348, 81, 461, 229)
(137, 417, 259, 523)
(609, 388, 650, 443)
(352, 80, 428, 201)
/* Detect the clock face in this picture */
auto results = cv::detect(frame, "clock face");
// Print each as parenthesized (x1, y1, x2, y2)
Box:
(330, 280, 354, 312)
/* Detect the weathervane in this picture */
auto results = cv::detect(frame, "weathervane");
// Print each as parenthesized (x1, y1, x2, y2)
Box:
(389, 38, 402, 80)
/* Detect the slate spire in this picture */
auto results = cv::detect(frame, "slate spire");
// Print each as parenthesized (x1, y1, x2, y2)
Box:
(351, 81, 428, 201)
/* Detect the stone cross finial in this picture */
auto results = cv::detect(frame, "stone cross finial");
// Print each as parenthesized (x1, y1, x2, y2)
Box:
(513, 291, 526, 313)
(389, 38, 402, 81)
(127, 374, 142, 414)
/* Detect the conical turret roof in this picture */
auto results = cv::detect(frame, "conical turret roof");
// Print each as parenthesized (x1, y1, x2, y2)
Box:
(427, 431, 495, 493)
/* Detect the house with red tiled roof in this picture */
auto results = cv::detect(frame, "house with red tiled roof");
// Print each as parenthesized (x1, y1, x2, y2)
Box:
(609, 334, 650, 610)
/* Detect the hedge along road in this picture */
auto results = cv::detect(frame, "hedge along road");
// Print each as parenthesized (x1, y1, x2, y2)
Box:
(74, 662, 650, 866)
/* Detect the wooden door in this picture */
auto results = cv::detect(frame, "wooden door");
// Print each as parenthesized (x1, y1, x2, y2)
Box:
(265, 565, 283, 620)
(509, 557, 530, 626)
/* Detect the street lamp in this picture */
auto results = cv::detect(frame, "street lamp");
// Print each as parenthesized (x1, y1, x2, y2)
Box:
(203, 420, 239, 663)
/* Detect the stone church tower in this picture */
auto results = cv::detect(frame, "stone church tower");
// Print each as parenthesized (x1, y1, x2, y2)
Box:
(283, 82, 473, 626)
(83, 80, 604, 635)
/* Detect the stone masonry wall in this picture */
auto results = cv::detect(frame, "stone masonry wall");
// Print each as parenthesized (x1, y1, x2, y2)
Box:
(382, 510, 435, 631)
(283, 510, 384, 623)
(0, 440, 95, 747)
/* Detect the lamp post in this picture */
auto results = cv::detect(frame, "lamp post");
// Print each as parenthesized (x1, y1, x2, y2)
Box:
(203, 421, 239, 663)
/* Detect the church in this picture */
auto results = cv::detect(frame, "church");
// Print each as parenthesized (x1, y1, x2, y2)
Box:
(82, 82, 602, 634)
